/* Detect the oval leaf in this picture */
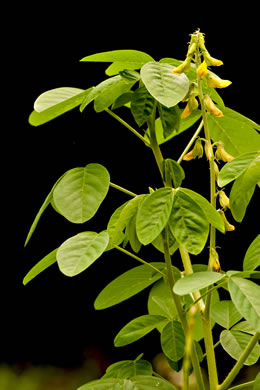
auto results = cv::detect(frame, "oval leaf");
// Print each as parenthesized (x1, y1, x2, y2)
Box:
(161, 321, 185, 361)
(57, 231, 109, 277)
(130, 86, 154, 127)
(23, 248, 58, 285)
(168, 190, 209, 255)
(53, 164, 110, 224)
(141, 62, 189, 108)
(210, 300, 242, 329)
(103, 359, 153, 379)
(114, 315, 167, 347)
(243, 234, 260, 271)
(79, 376, 177, 390)
(136, 188, 174, 245)
(80, 49, 154, 65)
(220, 329, 260, 366)
(228, 277, 260, 332)
(94, 263, 165, 310)
(173, 271, 226, 296)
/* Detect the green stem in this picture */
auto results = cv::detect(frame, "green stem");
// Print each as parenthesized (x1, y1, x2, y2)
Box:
(110, 182, 137, 197)
(147, 104, 165, 180)
(114, 245, 166, 277)
(228, 381, 255, 390)
(105, 108, 151, 147)
(217, 332, 260, 390)
(177, 119, 204, 164)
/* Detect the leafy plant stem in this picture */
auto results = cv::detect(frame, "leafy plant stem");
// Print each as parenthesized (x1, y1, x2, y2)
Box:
(109, 182, 137, 197)
(217, 331, 260, 390)
(105, 108, 151, 146)
(177, 119, 204, 164)
(147, 104, 165, 180)
(114, 245, 166, 277)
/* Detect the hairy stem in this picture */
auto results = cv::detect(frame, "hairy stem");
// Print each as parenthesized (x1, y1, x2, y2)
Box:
(217, 331, 260, 390)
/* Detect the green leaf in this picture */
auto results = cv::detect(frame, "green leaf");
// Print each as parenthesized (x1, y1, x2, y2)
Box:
(140, 62, 189, 108)
(29, 87, 91, 126)
(78, 376, 177, 390)
(136, 188, 174, 245)
(220, 329, 260, 365)
(243, 235, 260, 271)
(56, 231, 109, 277)
(168, 190, 209, 255)
(158, 104, 180, 138)
(126, 214, 142, 253)
(114, 315, 167, 347)
(161, 321, 185, 361)
(229, 175, 256, 222)
(94, 262, 165, 310)
(254, 372, 260, 390)
(231, 321, 256, 335)
(208, 107, 260, 156)
(23, 249, 58, 285)
(53, 164, 110, 224)
(106, 201, 129, 250)
(210, 300, 242, 329)
(218, 151, 260, 187)
(179, 188, 225, 233)
(130, 86, 154, 127)
(228, 277, 260, 332)
(162, 159, 185, 188)
(173, 271, 226, 296)
(103, 359, 152, 379)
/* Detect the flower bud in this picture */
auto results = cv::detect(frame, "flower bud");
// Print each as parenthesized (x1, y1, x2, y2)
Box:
(218, 190, 230, 209)
(206, 74, 232, 89)
(214, 161, 219, 182)
(218, 209, 235, 232)
(172, 57, 192, 75)
(183, 150, 194, 161)
(192, 138, 203, 159)
(197, 60, 208, 79)
(215, 142, 234, 162)
(204, 95, 224, 117)
(209, 248, 221, 272)
(181, 95, 199, 119)
(204, 140, 214, 161)
(204, 51, 223, 67)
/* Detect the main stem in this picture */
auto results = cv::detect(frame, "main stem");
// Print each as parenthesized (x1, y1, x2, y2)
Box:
(195, 36, 219, 390)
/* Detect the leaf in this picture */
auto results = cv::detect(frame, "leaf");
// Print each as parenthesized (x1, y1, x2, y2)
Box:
(162, 159, 185, 188)
(232, 321, 256, 335)
(168, 190, 209, 255)
(254, 372, 260, 390)
(140, 62, 189, 108)
(126, 214, 142, 253)
(106, 201, 129, 250)
(130, 86, 154, 127)
(29, 87, 91, 126)
(160, 321, 185, 361)
(94, 262, 165, 310)
(158, 104, 180, 138)
(136, 188, 174, 245)
(179, 188, 225, 233)
(78, 376, 177, 390)
(53, 164, 110, 224)
(220, 329, 260, 366)
(56, 231, 109, 277)
(23, 249, 58, 285)
(210, 300, 242, 329)
(114, 315, 167, 347)
(103, 359, 152, 379)
(229, 175, 256, 222)
(208, 107, 260, 156)
(218, 151, 260, 187)
(173, 271, 226, 296)
(228, 277, 260, 332)
(243, 235, 260, 271)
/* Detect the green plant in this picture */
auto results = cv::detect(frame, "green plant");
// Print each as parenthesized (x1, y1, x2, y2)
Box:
(24, 30, 260, 390)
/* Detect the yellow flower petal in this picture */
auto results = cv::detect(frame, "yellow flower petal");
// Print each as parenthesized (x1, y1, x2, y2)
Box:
(197, 61, 208, 79)
(207, 75, 232, 89)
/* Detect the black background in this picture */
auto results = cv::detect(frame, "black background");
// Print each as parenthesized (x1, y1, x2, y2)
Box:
(3, 4, 259, 380)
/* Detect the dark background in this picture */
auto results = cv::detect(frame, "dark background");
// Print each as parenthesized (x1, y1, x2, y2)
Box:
(3, 4, 259, 381)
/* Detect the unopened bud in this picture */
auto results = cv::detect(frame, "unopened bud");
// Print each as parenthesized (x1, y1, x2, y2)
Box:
(198, 33, 207, 52)
(215, 142, 234, 162)
(218, 209, 235, 232)
(219, 190, 230, 209)
(181, 95, 199, 119)
(183, 150, 194, 161)
(207, 74, 232, 89)
(204, 140, 214, 161)
(192, 138, 204, 159)
(209, 248, 221, 272)
(204, 51, 223, 67)
(214, 161, 219, 182)
(197, 60, 208, 79)
(204, 95, 224, 117)
(172, 57, 192, 75)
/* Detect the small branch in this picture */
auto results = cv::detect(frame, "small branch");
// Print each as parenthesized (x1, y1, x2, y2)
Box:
(105, 108, 151, 147)
(114, 245, 166, 277)
(177, 119, 204, 164)
(110, 182, 137, 197)
(217, 331, 260, 390)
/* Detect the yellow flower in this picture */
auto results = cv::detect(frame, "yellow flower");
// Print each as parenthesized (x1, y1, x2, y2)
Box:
(204, 52, 223, 66)
(207, 74, 232, 89)
(197, 60, 208, 79)
(218, 210, 235, 232)
(204, 140, 214, 161)
(215, 142, 234, 162)
(183, 150, 194, 161)
(209, 248, 221, 272)
(219, 190, 230, 209)
(181, 95, 199, 119)
(204, 95, 224, 117)
(172, 57, 191, 74)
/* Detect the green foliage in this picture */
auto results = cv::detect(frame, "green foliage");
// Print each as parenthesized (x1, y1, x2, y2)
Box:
(25, 30, 260, 390)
